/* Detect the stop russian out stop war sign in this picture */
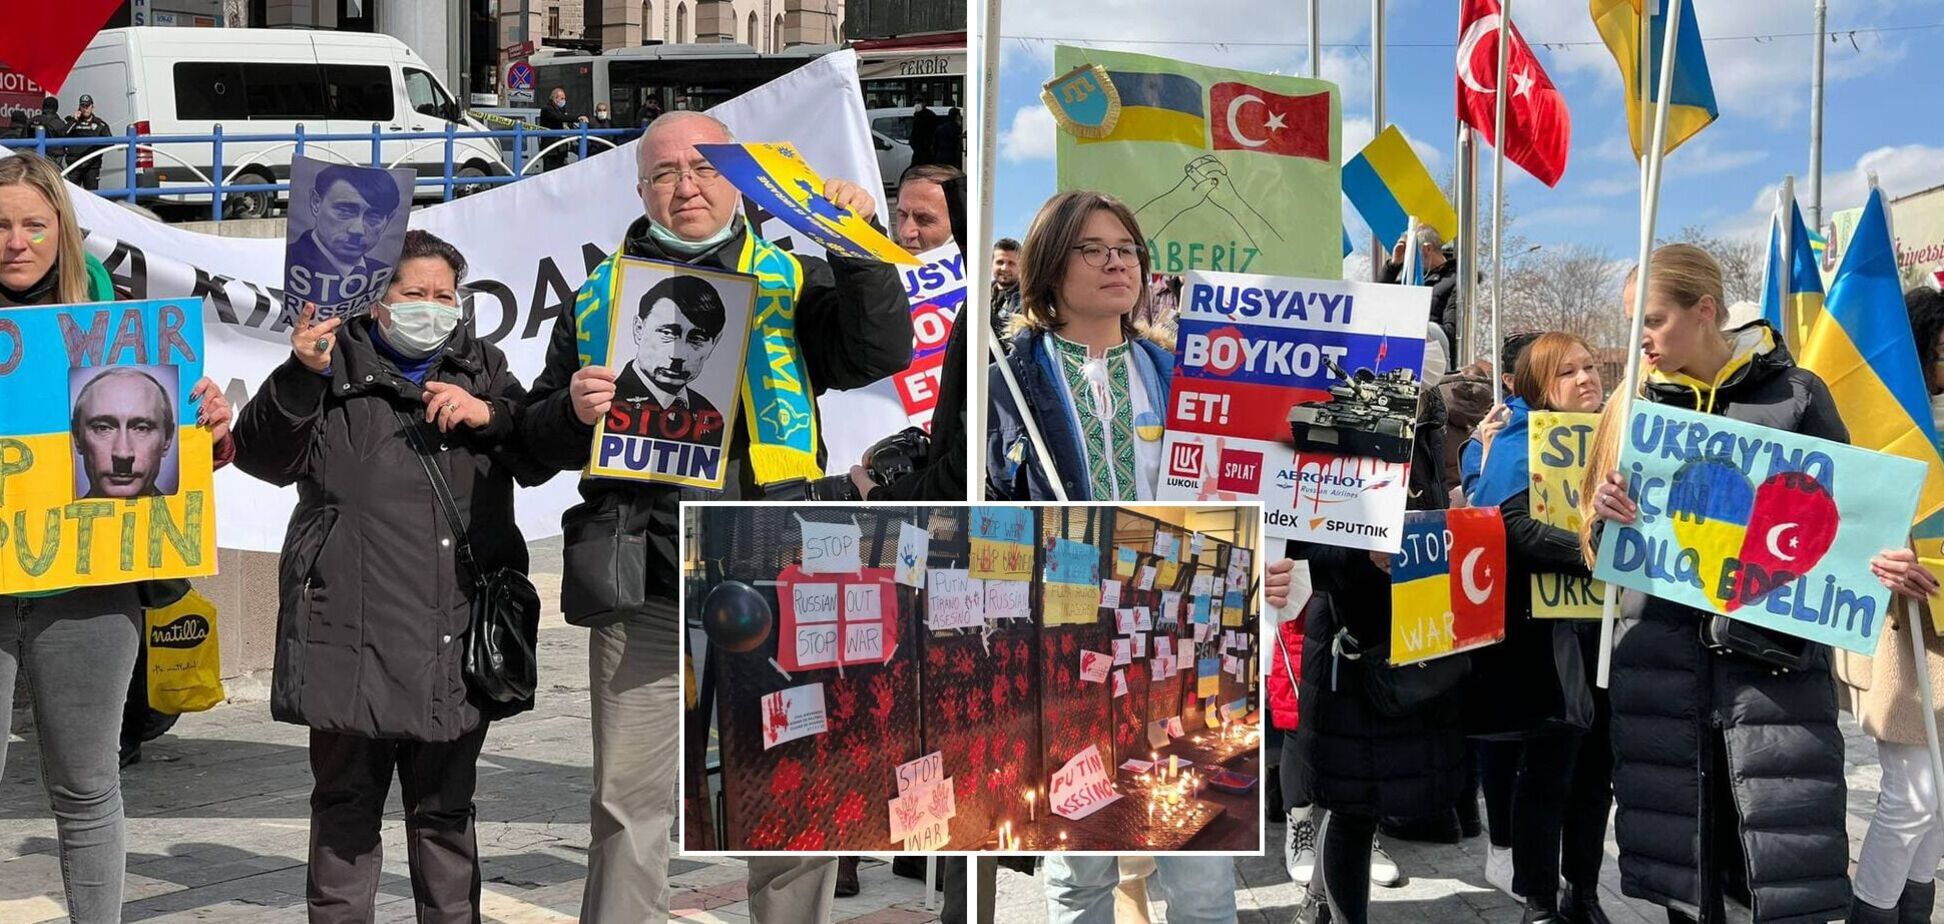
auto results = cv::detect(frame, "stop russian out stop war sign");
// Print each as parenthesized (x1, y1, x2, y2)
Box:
(1156, 270, 1430, 553)
(1592, 404, 1924, 655)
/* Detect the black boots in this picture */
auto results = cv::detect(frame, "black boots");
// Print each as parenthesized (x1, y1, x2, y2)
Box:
(833, 856, 860, 897)
(1898, 880, 1935, 924)
(1559, 884, 1613, 924)
(1848, 894, 1899, 924)
(1520, 899, 1563, 924)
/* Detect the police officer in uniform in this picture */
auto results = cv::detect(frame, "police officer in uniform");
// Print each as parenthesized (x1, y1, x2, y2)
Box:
(65, 95, 113, 191)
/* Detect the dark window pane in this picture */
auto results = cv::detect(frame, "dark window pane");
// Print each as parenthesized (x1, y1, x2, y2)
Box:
(240, 63, 327, 119)
(324, 64, 395, 121)
(173, 62, 247, 120)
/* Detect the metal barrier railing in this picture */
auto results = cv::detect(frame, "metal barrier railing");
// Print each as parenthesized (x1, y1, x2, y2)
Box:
(0, 121, 634, 222)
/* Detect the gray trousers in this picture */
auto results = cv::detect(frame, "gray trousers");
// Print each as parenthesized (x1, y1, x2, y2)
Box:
(581, 608, 838, 924)
(1, 587, 143, 924)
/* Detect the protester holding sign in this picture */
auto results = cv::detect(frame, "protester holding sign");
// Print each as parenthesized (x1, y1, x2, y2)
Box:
(0, 151, 235, 924)
(518, 110, 908, 924)
(1579, 244, 1930, 924)
(1460, 332, 1611, 924)
(986, 190, 1173, 501)
(1832, 285, 1944, 924)
(231, 229, 551, 924)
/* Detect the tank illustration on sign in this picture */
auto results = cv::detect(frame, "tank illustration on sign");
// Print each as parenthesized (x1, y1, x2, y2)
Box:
(1286, 356, 1419, 464)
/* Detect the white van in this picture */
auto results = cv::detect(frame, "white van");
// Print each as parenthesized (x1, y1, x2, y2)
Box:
(64, 27, 509, 218)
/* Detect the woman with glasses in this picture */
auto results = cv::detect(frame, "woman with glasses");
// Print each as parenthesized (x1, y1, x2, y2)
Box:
(233, 229, 551, 924)
(986, 190, 1172, 501)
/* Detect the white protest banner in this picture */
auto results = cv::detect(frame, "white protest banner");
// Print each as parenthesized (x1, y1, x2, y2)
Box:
(800, 517, 863, 574)
(760, 683, 828, 750)
(1049, 744, 1121, 821)
(1113, 669, 1128, 698)
(1100, 579, 1123, 608)
(1113, 638, 1131, 665)
(896, 521, 929, 588)
(926, 568, 984, 630)
(888, 777, 956, 842)
(1157, 271, 1431, 552)
(51, 50, 900, 553)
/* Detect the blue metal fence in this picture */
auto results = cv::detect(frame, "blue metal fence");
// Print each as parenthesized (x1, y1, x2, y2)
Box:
(0, 121, 636, 222)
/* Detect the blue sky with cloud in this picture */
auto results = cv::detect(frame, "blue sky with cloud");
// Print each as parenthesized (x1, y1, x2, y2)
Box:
(990, 0, 1944, 261)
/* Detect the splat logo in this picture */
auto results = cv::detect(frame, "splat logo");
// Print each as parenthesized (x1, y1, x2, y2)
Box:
(1168, 442, 1205, 478)
(1216, 448, 1263, 492)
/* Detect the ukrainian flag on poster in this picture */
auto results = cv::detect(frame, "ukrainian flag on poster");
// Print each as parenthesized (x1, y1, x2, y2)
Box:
(1390, 512, 1456, 664)
(0, 299, 217, 594)
(1800, 186, 1944, 538)
(1078, 70, 1206, 148)
(1759, 196, 1825, 353)
(1590, 0, 1718, 159)
(692, 141, 918, 265)
(1342, 126, 1458, 249)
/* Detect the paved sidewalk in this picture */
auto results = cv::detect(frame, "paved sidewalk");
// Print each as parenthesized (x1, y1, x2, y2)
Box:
(1, 569, 943, 924)
(994, 720, 1911, 922)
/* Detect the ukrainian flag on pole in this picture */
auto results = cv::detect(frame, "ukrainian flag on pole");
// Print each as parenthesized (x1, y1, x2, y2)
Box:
(1590, 0, 1719, 158)
(1343, 126, 1458, 250)
(1759, 195, 1824, 354)
(1800, 186, 1944, 540)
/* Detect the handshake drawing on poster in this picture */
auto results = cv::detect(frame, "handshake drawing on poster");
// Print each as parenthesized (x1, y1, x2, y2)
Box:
(1137, 155, 1285, 252)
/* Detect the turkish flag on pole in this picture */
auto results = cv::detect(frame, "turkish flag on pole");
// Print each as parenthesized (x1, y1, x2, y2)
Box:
(0, 0, 124, 94)
(1210, 82, 1331, 161)
(1455, 0, 1571, 187)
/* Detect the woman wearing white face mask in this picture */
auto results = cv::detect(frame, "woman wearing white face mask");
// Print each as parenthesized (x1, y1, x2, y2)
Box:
(233, 229, 553, 924)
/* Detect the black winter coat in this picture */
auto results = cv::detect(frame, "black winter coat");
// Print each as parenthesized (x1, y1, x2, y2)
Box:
(1463, 489, 1594, 738)
(1602, 323, 1851, 923)
(233, 321, 552, 741)
(1288, 399, 1463, 819)
(520, 218, 911, 627)
(1381, 253, 1459, 351)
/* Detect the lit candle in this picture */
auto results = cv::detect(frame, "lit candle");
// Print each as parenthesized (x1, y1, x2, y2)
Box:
(1170, 754, 1180, 778)
(1026, 788, 1036, 823)
(1059, 831, 1068, 850)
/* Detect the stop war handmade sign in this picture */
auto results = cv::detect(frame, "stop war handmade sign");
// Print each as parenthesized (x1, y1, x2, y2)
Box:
(1593, 404, 1923, 655)
(1389, 507, 1507, 665)
(776, 564, 898, 671)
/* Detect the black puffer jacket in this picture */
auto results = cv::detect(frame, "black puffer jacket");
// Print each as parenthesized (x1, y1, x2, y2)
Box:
(233, 321, 553, 741)
(1603, 322, 1851, 923)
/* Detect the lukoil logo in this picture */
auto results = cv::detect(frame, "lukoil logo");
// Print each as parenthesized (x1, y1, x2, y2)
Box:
(1168, 442, 1205, 478)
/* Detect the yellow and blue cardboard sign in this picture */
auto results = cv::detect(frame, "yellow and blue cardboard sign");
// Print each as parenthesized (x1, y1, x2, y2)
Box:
(0, 298, 216, 593)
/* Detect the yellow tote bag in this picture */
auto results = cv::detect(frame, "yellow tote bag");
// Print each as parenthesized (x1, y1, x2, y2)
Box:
(144, 590, 225, 714)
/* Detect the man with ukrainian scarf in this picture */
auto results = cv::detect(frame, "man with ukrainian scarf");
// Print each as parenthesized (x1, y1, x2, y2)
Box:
(521, 111, 910, 923)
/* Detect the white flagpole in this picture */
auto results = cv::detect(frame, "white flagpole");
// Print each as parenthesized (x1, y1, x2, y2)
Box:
(1402, 215, 1421, 286)
(1597, 0, 1687, 689)
(1308, 0, 1321, 79)
(1488, 0, 1512, 405)
(1371, 0, 1387, 281)
(1776, 175, 1796, 352)
(970, 0, 1001, 499)
(1456, 126, 1476, 363)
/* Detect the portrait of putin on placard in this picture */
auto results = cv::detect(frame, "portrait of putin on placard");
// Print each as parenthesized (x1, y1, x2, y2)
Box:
(69, 365, 181, 499)
(610, 273, 732, 446)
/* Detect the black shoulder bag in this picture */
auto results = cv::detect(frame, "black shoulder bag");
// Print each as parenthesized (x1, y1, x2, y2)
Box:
(395, 410, 542, 705)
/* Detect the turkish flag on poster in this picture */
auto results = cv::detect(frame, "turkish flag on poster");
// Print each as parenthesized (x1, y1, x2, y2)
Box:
(1209, 82, 1330, 161)
(1455, 0, 1571, 187)
(1446, 507, 1507, 651)
(0, 0, 122, 93)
